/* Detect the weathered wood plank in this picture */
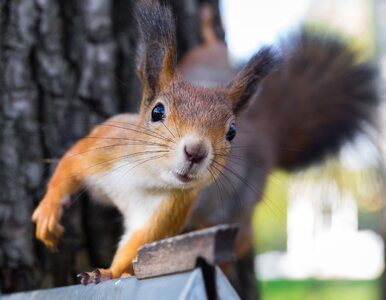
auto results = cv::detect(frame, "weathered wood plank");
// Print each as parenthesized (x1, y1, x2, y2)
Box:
(132, 224, 239, 279)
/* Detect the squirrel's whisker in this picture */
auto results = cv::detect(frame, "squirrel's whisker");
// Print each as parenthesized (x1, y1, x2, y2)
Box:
(160, 120, 176, 140)
(82, 150, 170, 173)
(214, 152, 288, 189)
(65, 143, 169, 160)
(214, 144, 306, 153)
(206, 167, 226, 223)
(209, 161, 243, 217)
(69, 155, 167, 205)
(94, 154, 167, 187)
(47, 150, 170, 192)
(211, 160, 285, 221)
(105, 120, 174, 142)
(83, 136, 169, 147)
(102, 122, 175, 144)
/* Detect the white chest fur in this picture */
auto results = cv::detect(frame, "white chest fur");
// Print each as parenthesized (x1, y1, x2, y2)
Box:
(84, 160, 167, 232)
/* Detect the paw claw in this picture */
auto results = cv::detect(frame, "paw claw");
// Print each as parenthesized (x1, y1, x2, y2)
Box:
(77, 268, 112, 285)
(92, 269, 101, 284)
(77, 272, 90, 285)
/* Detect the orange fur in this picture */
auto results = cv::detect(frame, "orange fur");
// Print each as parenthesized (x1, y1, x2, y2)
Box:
(32, 114, 136, 249)
(107, 189, 198, 278)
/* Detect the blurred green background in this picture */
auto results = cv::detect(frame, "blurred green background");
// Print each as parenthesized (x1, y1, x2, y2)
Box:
(253, 168, 382, 299)
(221, 0, 386, 298)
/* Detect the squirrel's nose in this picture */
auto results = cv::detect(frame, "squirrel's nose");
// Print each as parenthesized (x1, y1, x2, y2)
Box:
(184, 143, 208, 164)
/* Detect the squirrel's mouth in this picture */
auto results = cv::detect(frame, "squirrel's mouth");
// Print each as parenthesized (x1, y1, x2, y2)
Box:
(173, 171, 194, 183)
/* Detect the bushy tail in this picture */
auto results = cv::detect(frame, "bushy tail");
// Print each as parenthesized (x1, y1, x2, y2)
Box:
(253, 30, 379, 170)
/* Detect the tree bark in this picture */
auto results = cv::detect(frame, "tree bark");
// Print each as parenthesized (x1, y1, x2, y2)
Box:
(0, 0, 222, 293)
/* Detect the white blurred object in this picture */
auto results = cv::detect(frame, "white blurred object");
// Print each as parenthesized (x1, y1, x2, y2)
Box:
(220, 0, 311, 63)
(306, 0, 370, 36)
(256, 181, 384, 280)
(221, 0, 372, 64)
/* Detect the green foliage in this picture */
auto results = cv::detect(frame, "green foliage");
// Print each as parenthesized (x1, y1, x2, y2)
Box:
(253, 171, 288, 254)
(258, 279, 380, 300)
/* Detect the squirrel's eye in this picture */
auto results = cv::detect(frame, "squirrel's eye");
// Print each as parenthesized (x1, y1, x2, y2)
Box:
(151, 103, 166, 122)
(226, 123, 236, 141)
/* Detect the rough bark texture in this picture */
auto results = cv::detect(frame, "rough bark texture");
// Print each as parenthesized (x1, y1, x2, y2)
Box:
(0, 0, 223, 293)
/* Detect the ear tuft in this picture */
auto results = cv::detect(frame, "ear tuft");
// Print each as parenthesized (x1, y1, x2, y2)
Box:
(229, 47, 280, 114)
(136, 0, 177, 105)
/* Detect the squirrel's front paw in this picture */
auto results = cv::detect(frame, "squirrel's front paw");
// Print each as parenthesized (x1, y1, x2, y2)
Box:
(32, 199, 64, 251)
(77, 268, 113, 285)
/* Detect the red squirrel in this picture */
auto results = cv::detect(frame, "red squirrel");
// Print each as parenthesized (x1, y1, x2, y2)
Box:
(31, 1, 278, 284)
(180, 6, 379, 299)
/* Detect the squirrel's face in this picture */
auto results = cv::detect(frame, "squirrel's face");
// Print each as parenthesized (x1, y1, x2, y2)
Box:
(135, 2, 277, 190)
(135, 18, 276, 189)
(137, 79, 235, 190)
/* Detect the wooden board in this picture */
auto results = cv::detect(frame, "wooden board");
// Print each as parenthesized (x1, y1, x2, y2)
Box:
(132, 224, 239, 279)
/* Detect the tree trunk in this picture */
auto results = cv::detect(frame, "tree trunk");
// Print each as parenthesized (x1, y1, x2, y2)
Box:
(0, 0, 222, 293)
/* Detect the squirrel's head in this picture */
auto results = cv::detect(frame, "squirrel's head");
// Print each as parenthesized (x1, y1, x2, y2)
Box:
(134, 1, 277, 189)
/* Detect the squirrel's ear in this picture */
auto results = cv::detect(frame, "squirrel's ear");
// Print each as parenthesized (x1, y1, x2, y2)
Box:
(136, 1, 177, 106)
(228, 47, 279, 114)
(136, 0, 176, 105)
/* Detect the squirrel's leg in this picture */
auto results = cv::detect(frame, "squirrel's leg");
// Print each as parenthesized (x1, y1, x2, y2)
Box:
(79, 191, 198, 284)
(78, 229, 150, 284)
(32, 120, 127, 250)
(32, 153, 82, 250)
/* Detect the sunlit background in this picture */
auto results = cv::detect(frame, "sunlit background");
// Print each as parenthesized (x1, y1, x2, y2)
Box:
(221, 0, 386, 299)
